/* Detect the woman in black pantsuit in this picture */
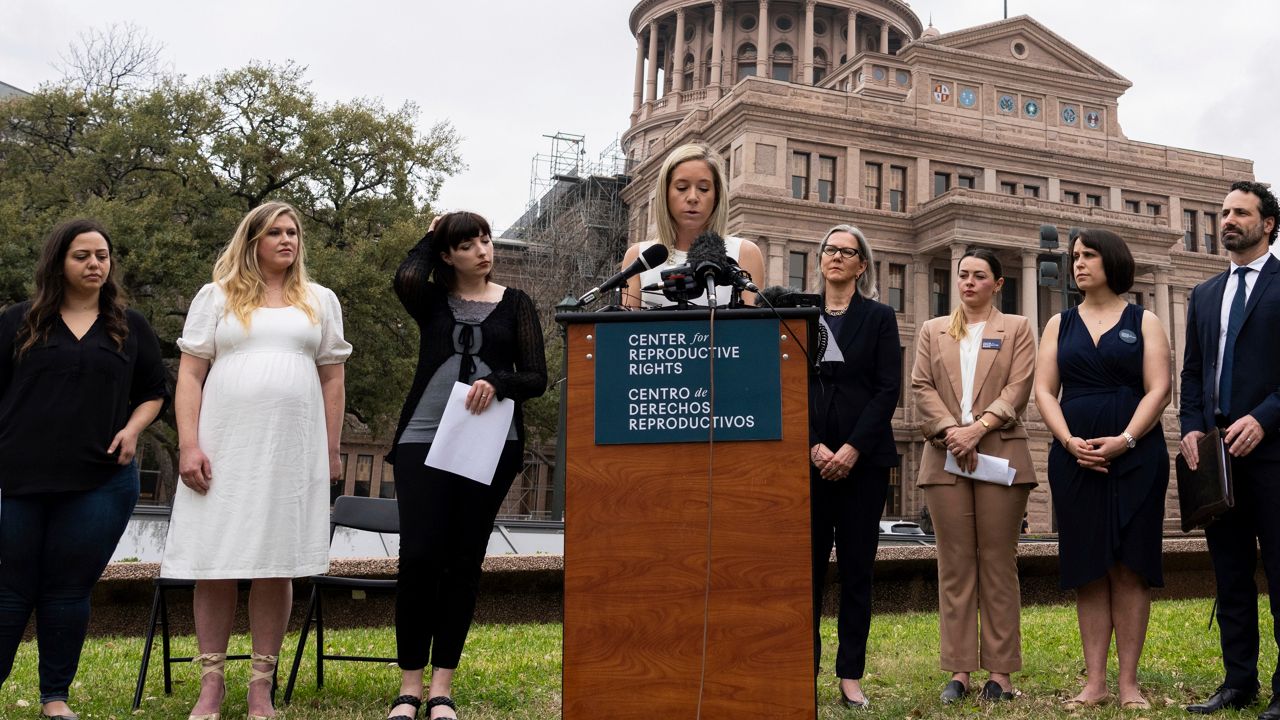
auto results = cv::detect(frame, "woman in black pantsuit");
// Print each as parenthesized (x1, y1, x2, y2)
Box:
(808, 224, 902, 709)
(384, 212, 547, 720)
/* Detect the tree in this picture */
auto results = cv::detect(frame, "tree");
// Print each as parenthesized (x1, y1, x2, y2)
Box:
(0, 49, 461, 500)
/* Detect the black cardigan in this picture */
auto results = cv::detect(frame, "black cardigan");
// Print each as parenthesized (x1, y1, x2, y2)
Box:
(0, 302, 169, 494)
(388, 239, 548, 463)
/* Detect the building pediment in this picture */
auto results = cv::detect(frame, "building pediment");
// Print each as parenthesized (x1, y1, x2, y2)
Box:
(921, 15, 1128, 85)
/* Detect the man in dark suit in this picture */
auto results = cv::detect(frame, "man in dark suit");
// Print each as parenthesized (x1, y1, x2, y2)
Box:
(1180, 180, 1280, 719)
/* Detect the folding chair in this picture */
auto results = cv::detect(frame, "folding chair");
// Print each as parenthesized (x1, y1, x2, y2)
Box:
(133, 578, 254, 710)
(283, 495, 400, 704)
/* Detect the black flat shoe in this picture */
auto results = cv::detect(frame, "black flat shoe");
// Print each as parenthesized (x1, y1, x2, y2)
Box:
(1187, 684, 1258, 714)
(978, 680, 1014, 702)
(1259, 695, 1280, 720)
(940, 679, 968, 704)
(840, 688, 867, 709)
(387, 694, 421, 720)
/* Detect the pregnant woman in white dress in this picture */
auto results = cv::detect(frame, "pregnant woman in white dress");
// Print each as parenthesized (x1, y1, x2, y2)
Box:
(161, 201, 351, 720)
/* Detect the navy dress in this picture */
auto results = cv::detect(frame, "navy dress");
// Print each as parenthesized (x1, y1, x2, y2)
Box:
(1047, 304, 1167, 590)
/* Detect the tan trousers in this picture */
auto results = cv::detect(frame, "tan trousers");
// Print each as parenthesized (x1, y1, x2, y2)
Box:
(923, 479, 1031, 673)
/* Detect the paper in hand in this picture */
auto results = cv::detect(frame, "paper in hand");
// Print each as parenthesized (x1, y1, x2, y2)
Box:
(944, 450, 1017, 486)
(425, 382, 515, 485)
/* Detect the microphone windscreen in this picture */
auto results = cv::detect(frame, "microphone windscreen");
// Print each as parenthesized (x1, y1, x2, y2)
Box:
(638, 243, 669, 269)
(759, 285, 796, 305)
(688, 231, 727, 267)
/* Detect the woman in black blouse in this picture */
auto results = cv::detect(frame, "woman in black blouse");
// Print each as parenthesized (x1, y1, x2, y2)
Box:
(384, 212, 546, 720)
(0, 219, 167, 719)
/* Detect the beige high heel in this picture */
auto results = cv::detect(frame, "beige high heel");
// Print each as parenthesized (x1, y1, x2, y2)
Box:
(188, 652, 226, 720)
(247, 652, 278, 720)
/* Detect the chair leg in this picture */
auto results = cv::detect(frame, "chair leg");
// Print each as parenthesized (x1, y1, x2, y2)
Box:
(283, 587, 318, 705)
(160, 586, 174, 695)
(133, 585, 164, 710)
(315, 590, 325, 690)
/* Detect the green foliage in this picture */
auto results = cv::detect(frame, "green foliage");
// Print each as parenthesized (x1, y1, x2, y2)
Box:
(0, 61, 461, 454)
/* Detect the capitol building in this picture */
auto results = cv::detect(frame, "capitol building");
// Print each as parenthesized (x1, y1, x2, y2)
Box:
(619, 0, 1255, 531)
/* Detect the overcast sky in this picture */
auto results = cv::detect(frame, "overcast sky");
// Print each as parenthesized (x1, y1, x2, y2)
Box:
(3, 1, 1277, 235)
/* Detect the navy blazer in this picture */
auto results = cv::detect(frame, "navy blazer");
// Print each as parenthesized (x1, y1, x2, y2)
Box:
(809, 293, 902, 468)
(1180, 253, 1280, 460)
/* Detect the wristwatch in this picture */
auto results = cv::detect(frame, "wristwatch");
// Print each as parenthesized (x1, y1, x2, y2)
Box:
(1121, 431, 1136, 449)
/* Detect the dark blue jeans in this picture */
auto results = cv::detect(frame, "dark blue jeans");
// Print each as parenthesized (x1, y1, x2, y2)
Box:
(0, 462, 139, 702)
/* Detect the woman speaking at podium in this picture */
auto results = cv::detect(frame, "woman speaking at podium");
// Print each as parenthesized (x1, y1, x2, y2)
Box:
(807, 225, 901, 708)
(620, 143, 765, 308)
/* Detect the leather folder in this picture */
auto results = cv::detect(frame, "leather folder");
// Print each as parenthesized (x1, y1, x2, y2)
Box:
(1175, 428, 1234, 533)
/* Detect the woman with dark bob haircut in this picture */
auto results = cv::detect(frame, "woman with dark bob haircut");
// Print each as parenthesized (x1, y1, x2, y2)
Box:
(385, 211, 547, 720)
(0, 219, 167, 719)
(1034, 228, 1171, 710)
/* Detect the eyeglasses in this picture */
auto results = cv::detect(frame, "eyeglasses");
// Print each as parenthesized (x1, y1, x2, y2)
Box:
(821, 246, 861, 260)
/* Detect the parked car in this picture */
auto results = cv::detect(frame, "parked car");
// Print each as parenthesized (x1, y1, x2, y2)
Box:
(879, 520, 925, 536)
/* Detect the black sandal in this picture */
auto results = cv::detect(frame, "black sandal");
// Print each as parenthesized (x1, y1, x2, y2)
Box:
(426, 695, 458, 719)
(388, 694, 422, 720)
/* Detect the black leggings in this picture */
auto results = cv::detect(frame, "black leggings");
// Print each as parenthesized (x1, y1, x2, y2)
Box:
(393, 441, 522, 670)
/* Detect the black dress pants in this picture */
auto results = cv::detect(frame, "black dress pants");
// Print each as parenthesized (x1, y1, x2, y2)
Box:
(393, 441, 522, 670)
(1204, 455, 1280, 694)
(810, 463, 889, 680)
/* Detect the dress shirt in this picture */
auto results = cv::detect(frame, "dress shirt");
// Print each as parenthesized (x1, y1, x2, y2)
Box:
(1216, 252, 1272, 412)
(958, 321, 986, 424)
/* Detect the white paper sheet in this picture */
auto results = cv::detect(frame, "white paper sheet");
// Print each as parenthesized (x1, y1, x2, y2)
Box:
(425, 382, 516, 485)
(944, 450, 1017, 486)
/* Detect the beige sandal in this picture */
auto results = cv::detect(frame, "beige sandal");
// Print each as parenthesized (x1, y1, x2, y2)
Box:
(247, 652, 279, 720)
(188, 652, 226, 720)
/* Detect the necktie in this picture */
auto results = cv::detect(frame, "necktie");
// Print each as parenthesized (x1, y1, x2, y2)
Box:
(1219, 266, 1252, 416)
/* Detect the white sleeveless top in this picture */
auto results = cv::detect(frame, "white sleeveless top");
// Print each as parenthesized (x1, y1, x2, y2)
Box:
(636, 235, 746, 308)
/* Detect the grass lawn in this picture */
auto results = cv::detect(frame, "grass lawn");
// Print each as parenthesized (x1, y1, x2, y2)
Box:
(0, 597, 1274, 718)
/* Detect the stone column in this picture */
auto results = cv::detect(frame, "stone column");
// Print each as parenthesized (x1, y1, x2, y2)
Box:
(1021, 250, 1039, 326)
(633, 34, 646, 113)
(711, 0, 724, 98)
(756, 0, 769, 77)
(673, 9, 687, 93)
(663, 37, 674, 96)
(915, 157, 930, 208)
(803, 0, 816, 84)
(913, 263, 931, 328)
(1154, 267, 1172, 341)
(694, 11, 706, 89)
(645, 21, 659, 106)
(983, 167, 997, 192)
(846, 10, 856, 61)
(879, 21, 889, 53)
(845, 145, 861, 207)
(767, 237, 784, 287)
(949, 243, 965, 312)
(1109, 186, 1123, 211)
(1171, 289, 1188, 403)
(1048, 177, 1061, 202)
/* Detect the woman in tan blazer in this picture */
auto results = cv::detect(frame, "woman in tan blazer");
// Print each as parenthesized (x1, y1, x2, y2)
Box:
(911, 248, 1037, 704)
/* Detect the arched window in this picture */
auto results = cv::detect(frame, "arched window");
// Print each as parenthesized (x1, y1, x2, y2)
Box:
(772, 43, 793, 82)
(683, 52, 695, 90)
(704, 48, 714, 86)
(812, 47, 829, 84)
(736, 43, 758, 82)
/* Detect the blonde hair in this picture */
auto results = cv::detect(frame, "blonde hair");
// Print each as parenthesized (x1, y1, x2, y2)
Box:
(212, 201, 317, 328)
(653, 143, 729, 249)
(816, 224, 879, 300)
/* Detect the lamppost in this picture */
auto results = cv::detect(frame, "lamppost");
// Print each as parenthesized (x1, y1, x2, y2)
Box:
(1038, 224, 1078, 310)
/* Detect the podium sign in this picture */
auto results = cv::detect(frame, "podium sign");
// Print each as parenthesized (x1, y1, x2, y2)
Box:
(594, 318, 782, 444)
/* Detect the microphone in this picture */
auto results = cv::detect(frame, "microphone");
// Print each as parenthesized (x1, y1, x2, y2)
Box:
(577, 243, 669, 306)
(690, 232, 760, 295)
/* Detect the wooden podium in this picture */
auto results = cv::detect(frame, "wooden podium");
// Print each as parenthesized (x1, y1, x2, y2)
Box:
(559, 308, 817, 719)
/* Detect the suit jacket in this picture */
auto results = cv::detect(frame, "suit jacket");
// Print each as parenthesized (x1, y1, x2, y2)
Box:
(1180, 253, 1280, 461)
(912, 309, 1038, 487)
(808, 293, 901, 468)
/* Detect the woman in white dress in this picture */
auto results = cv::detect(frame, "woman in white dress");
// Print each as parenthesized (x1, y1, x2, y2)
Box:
(161, 201, 351, 720)
(621, 143, 765, 308)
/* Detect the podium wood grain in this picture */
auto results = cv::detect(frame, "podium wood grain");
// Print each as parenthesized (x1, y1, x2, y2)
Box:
(563, 320, 815, 719)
